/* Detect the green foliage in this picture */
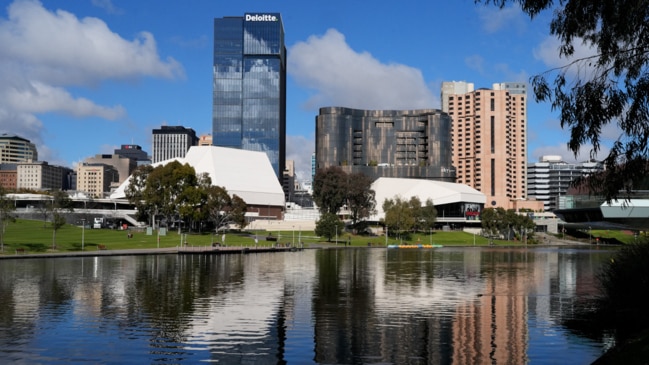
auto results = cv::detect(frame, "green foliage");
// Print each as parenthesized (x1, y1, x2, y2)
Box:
(313, 166, 348, 215)
(315, 212, 345, 242)
(480, 207, 535, 241)
(0, 186, 16, 252)
(596, 241, 649, 338)
(480, 0, 649, 202)
(346, 172, 376, 225)
(313, 167, 376, 224)
(382, 196, 417, 239)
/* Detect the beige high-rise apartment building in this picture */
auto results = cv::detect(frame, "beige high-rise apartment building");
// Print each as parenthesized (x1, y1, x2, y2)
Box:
(441, 81, 528, 209)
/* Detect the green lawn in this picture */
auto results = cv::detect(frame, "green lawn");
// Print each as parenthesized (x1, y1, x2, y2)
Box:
(0, 218, 606, 255)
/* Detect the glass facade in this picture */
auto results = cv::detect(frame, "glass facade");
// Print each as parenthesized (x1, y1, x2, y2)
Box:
(213, 13, 286, 178)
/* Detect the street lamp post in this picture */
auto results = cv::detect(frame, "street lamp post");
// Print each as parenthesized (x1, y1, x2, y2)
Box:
(81, 218, 85, 251)
(292, 226, 295, 247)
(589, 226, 592, 244)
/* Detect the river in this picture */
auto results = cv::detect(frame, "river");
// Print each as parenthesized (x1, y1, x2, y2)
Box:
(0, 246, 614, 364)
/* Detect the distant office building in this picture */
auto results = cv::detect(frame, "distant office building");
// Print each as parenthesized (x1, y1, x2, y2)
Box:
(527, 155, 603, 211)
(83, 153, 137, 187)
(441, 81, 529, 209)
(315, 107, 456, 182)
(0, 133, 37, 163)
(151, 126, 198, 163)
(311, 152, 316, 182)
(198, 134, 213, 146)
(0, 163, 17, 190)
(16, 161, 65, 191)
(283, 160, 296, 202)
(212, 13, 287, 178)
(77, 163, 118, 198)
(114, 144, 151, 166)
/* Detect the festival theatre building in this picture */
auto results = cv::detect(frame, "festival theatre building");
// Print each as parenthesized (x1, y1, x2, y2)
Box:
(315, 107, 456, 182)
(212, 13, 287, 178)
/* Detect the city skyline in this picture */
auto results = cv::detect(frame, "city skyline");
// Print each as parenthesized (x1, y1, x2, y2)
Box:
(0, 0, 618, 181)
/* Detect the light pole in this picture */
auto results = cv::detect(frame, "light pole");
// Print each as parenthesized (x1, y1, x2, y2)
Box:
(292, 225, 295, 247)
(589, 226, 592, 244)
(81, 218, 85, 251)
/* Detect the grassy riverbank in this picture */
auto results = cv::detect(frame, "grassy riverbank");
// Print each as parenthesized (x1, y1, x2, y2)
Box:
(0, 218, 589, 255)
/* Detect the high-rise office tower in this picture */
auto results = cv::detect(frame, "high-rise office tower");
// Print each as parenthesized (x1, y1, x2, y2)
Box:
(151, 126, 198, 163)
(212, 13, 287, 178)
(0, 133, 37, 163)
(527, 155, 602, 211)
(441, 81, 528, 209)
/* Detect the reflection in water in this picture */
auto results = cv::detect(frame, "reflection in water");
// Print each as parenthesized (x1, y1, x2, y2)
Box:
(0, 247, 612, 364)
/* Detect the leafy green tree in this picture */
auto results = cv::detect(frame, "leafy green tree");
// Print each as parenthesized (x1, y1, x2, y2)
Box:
(124, 164, 154, 224)
(382, 196, 417, 242)
(416, 198, 438, 232)
(346, 172, 376, 226)
(313, 166, 348, 215)
(229, 194, 248, 230)
(177, 172, 212, 232)
(146, 161, 198, 229)
(204, 185, 247, 234)
(49, 190, 74, 249)
(480, 207, 507, 238)
(480, 0, 649, 201)
(0, 186, 16, 252)
(315, 212, 345, 242)
(481, 207, 535, 241)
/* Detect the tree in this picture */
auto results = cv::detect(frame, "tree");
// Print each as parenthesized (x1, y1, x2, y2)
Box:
(481, 207, 535, 241)
(49, 190, 74, 249)
(145, 161, 198, 230)
(124, 164, 154, 224)
(0, 187, 16, 252)
(416, 198, 438, 232)
(315, 212, 345, 242)
(177, 172, 212, 233)
(346, 172, 376, 226)
(313, 166, 348, 214)
(480, 0, 649, 201)
(382, 196, 417, 242)
(204, 185, 247, 235)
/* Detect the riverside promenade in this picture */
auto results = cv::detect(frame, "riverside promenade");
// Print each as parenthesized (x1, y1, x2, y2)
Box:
(0, 245, 301, 260)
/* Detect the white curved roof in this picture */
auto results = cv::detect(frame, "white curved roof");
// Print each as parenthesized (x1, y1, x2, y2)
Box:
(370, 177, 486, 220)
(111, 146, 285, 207)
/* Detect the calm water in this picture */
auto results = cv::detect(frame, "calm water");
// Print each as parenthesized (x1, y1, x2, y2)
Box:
(0, 247, 614, 364)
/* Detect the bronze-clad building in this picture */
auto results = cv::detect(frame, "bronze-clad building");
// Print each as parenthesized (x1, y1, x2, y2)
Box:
(315, 107, 456, 182)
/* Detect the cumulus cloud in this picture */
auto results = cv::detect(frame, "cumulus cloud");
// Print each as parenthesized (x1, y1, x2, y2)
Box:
(533, 35, 599, 79)
(477, 4, 527, 34)
(0, 0, 183, 162)
(91, 0, 123, 15)
(286, 134, 315, 183)
(288, 29, 437, 111)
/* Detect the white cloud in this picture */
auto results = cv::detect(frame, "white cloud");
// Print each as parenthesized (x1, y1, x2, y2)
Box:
(91, 0, 123, 15)
(288, 29, 437, 111)
(286, 134, 315, 182)
(478, 4, 527, 34)
(533, 35, 599, 79)
(465, 55, 485, 74)
(531, 142, 609, 164)
(0, 0, 184, 163)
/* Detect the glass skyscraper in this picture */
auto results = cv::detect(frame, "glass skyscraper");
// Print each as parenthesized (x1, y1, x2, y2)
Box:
(212, 13, 286, 178)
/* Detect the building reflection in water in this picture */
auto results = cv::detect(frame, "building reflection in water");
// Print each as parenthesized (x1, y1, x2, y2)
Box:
(0, 247, 609, 364)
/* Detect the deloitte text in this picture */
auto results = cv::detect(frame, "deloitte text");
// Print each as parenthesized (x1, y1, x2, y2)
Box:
(245, 14, 277, 22)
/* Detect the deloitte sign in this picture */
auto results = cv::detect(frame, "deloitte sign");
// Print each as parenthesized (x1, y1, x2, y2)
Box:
(245, 14, 278, 22)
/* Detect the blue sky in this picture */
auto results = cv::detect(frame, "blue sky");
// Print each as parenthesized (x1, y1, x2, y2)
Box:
(0, 0, 617, 181)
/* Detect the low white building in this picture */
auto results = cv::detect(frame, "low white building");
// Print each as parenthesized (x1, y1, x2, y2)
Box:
(111, 146, 286, 220)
